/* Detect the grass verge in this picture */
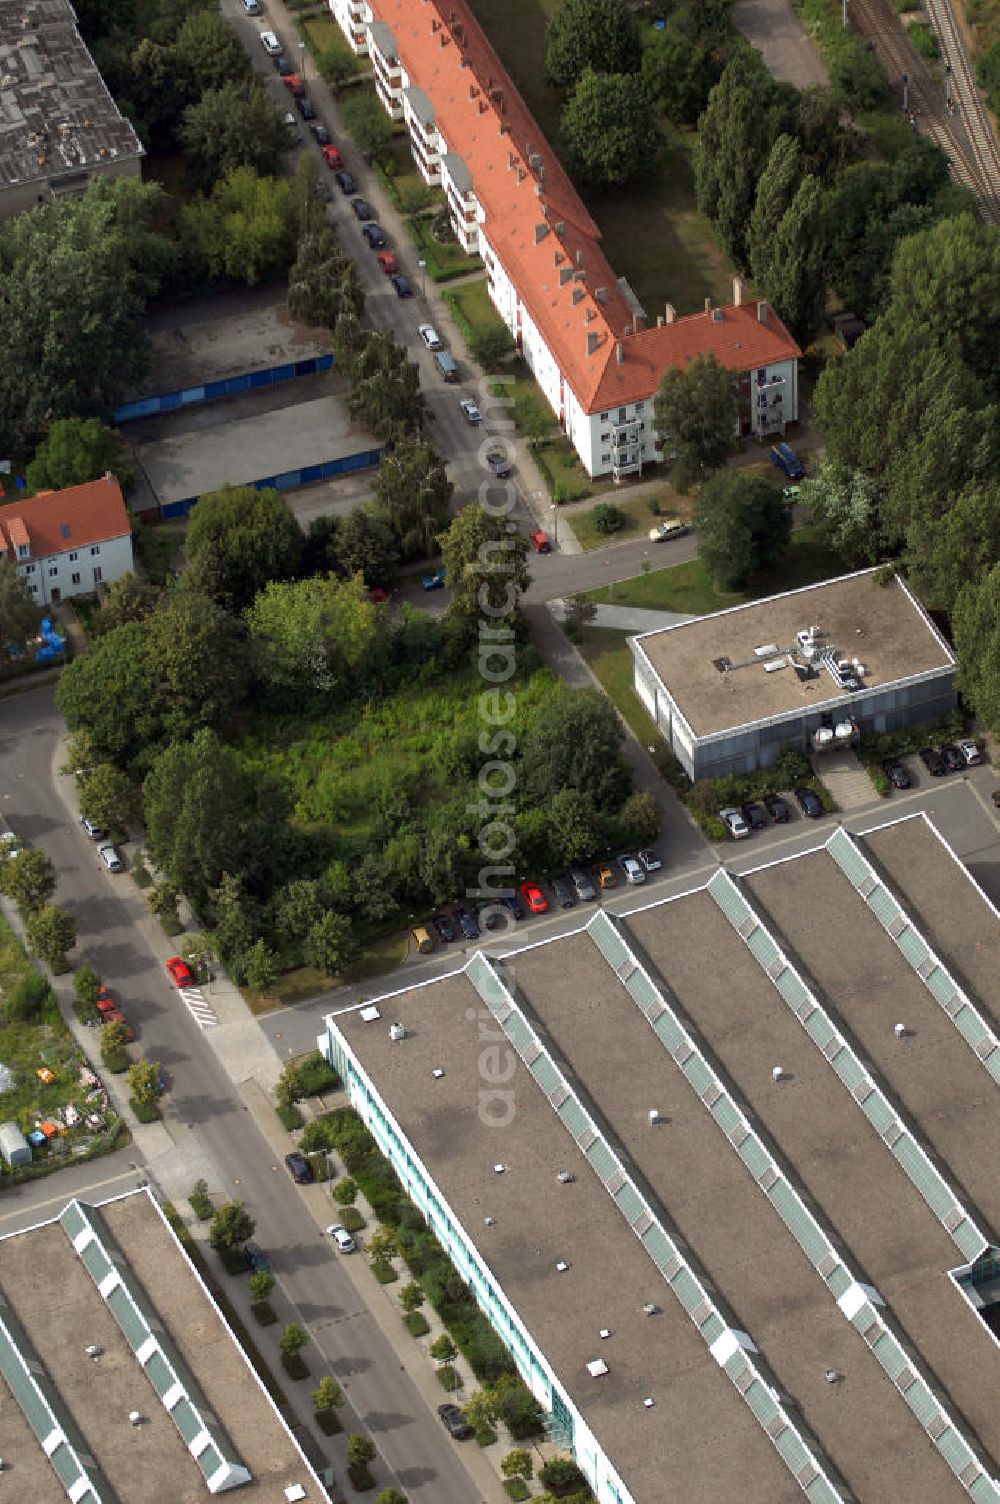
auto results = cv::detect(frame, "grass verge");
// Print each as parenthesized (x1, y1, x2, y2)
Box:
(585, 525, 843, 612)
(405, 215, 483, 282)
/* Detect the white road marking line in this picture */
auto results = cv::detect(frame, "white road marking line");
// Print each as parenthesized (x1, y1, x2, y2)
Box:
(178, 987, 218, 1030)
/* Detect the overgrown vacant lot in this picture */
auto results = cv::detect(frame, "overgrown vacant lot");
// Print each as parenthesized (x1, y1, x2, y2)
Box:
(235, 664, 556, 862)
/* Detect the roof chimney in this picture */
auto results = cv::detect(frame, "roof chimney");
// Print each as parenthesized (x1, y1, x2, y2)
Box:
(664, 303, 676, 324)
(757, 300, 768, 325)
(615, 339, 624, 365)
(657, 315, 664, 327)
(733, 274, 745, 307)
(587, 331, 600, 356)
(534, 221, 548, 242)
(595, 287, 607, 304)
(704, 297, 713, 315)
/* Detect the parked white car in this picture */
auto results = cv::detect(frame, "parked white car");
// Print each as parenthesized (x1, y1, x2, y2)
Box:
(637, 849, 662, 873)
(259, 29, 280, 54)
(720, 807, 750, 840)
(616, 854, 646, 885)
(648, 519, 687, 542)
(326, 1224, 356, 1253)
(419, 324, 443, 351)
(98, 843, 125, 873)
(459, 397, 482, 424)
(958, 739, 982, 766)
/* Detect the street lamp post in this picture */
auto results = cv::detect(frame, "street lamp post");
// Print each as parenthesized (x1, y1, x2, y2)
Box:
(298, 39, 307, 80)
(418, 258, 427, 299)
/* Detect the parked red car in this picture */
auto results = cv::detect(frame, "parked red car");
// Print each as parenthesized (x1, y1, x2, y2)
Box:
(376, 250, 399, 275)
(529, 530, 551, 553)
(166, 956, 195, 989)
(518, 881, 549, 915)
(95, 988, 117, 1015)
(103, 1009, 135, 1042)
(321, 143, 344, 169)
(282, 73, 305, 97)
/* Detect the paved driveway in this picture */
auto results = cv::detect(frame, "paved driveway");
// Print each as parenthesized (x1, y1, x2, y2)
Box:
(733, 0, 828, 86)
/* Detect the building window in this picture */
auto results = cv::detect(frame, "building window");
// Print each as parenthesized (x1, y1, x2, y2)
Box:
(90, 544, 101, 557)
(16, 543, 28, 560)
(600, 411, 608, 421)
(601, 452, 610, 463)
(29, 584, 38, 594)
(68, 550, 78, 562)
(92, 566, 103, 584)
(48, 566, 58, 577)
(601, 432, 609, 442)
(71, 572, 81, 585)
(618, 406, 627, 421)
(23, 564, 35, 576)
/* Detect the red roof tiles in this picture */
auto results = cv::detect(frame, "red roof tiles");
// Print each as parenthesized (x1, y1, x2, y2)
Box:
(368, 0, 800, 414)
(0, 474, 129, 561)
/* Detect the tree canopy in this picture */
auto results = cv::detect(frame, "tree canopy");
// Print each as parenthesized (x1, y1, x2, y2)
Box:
(0, 559, 42, 664)
(186, 485, 303, 611)
(0, 179, 167, 452)
(544, 0, 642, 88)
(954, 565, 1000, 731)
(181, 167, 296, 286)
(370, 439, 453, 560)
(438, 504, 530, 638)
(653, 353, 737, 492)
(27, 417, 134, 493)
(245, 574, 385, 706)
(561, 70, 661, 187)
(692, 470, 792, 590)
(520, 687, 630, 812)
(179, 83, 290, 188)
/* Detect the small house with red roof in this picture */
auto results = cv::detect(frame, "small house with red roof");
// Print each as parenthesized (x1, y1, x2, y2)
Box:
(331, 0, 802, 478)
(0, 473, 134, 607)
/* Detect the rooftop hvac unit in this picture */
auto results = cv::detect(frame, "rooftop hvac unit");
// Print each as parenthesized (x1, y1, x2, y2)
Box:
(586, 1359, 609, 1377)
(813, 727, 834, 747)
(764, 657, 788, 673)
(389, 1023, 405, 1041)
(834, 721, 854, 741)
(753, 643, 779, 659)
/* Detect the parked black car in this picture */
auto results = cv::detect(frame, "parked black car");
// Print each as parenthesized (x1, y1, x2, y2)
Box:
(500, 892, 524, 920)
(476, 900, 505, 931)
(919, 746, 947, 777)
(432, 913, 457, 944)
(351, 197, 374, 220)
(297, 97, 317, 121)
(882, 759, 911, 789)
(334, 170, 356, 194)
(741, 801, 768, 832)
(940, 743, 965, 773)
(455, 906, 480, 940)
(763, 794, 790, 823)
(311, 123, 330, 146)
(284, 1151, 314, 1185)
(243, 1241, 271, 1274)
(793, 786, 823, 818)
(438, 1404, 473, 1441)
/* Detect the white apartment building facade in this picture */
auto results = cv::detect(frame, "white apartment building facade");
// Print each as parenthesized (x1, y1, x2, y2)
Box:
(0, 473, 134, 607)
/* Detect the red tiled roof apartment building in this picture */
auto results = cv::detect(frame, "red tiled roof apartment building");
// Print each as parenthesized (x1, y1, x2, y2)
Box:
(330, 0, 801, 478)
(0, 473, 134, 606)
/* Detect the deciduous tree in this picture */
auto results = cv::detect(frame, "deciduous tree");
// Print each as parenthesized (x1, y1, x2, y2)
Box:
(98, 573, 159, 631)
(0, 558, 42, 663)
(56, 620, 163, 767)
(209, 1200, 255, 1253)
(802, 462, 887, 567)
(438, 503, 530, 637)
(186, 485, 303, 611)
(182, 167, 296, 286)
(757, 173, 827, 344)
(179, 83, 290, 188)
(953, 565, 1000, 730)
(692, 470, 791, 591)
(246, 574, 383, 703)
(653, 354, 737, 492)
(26, 904, 77, 966)
(145, 590, 250, 728)
(561, 70, 660, 187)
(127, 1057, 164, 1106)
(304, 910, 358, 977)
(371, 439, 453, 560)
(26, 417, 134, 492)
(2, 849, 57, 913)
(79, 764, 139, 836)
(545, 0, 642, 87)
(521, 688, 630, 812)
(749, 135, 803, 291)
(695, 50, 789, 270)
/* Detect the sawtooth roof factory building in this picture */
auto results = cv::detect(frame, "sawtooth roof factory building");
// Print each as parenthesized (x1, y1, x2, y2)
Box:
(0, 1188, 326, 1503)
(320, 813, 1000, 1504)
(630, 568, 957, 780)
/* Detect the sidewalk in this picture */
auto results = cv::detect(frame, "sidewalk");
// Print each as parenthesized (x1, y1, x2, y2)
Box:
(548, 598, 694, 633)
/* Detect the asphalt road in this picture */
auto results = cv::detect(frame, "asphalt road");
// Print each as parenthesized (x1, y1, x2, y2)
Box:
(0, 684, 498, 1504)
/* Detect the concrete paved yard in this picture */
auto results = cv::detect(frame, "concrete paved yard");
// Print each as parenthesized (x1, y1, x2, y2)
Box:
(733, 0, 828, 87)
(135, 394, 378, 509)
(129, 293, 331, 396)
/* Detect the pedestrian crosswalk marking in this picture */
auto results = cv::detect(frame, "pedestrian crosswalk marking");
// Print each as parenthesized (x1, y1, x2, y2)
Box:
(179, 987, 218, 1030)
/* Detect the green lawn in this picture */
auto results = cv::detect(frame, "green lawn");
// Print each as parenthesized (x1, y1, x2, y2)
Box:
(405, 216, 483, 282)
(443, 278, 504, 338)
(464, 0, 735, 317)
(381, 134, 425, 204)
(536, 441, 621, 502)
(585, 524, 844, 613)
(569, 494, 661, 551)
(248, 932, 408, 1012)
(300, 13, 365, 76)
(584, 126, 735, 318)
(575, 627, 660, 747)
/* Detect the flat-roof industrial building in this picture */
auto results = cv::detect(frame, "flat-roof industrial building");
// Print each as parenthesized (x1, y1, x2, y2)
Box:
(0, 0, 143, 222)
(321, 813, 1000, 1504)
(630, 568, 956, 779)
(0, 1188, 325, 1502)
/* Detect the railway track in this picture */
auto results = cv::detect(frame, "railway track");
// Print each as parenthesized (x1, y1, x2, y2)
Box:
(924, 0, 1000, 220)
(850, 0, 1000, 226)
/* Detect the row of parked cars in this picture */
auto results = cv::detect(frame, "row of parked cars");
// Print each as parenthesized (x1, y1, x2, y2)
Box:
(413, 852, 663, 950)
(719, 788, 822, 841)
